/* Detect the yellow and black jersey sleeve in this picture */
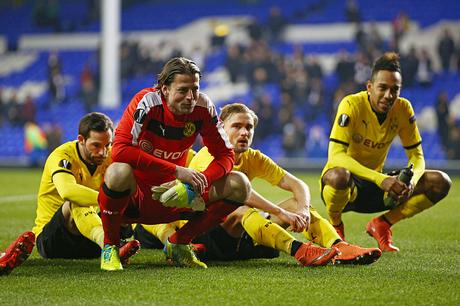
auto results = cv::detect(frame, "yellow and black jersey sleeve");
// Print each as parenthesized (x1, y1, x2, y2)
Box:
(329, 94, 354, 147)
(397, 98, 422, 149)
(236, 149, 285, 185)
(189, 147, 286, 185)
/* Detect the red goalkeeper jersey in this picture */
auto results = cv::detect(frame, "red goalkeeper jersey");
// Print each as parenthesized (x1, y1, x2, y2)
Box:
(113, 87, 234, 187)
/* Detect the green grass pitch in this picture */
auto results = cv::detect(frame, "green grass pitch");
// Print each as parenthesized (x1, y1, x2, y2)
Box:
(0, 169, 459, 305)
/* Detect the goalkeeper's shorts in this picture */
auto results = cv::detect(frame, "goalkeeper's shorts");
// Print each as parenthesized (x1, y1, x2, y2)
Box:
(120, 181, 204, 225)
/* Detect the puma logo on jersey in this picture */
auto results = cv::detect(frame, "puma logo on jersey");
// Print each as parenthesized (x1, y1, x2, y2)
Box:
(159, 124, 165, 136)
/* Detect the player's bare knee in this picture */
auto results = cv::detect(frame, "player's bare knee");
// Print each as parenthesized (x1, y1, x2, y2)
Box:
(234, 205, 250, 218)
(226, 171, 251, 203)
(221, 207, 247, 238)
(104, 162, 134, 191)
(61, 201, 80, 235)
(225, 206, 248, 224)
(322, 167, 351, 189)
(61, 201, 71, 221)
(428, 170, 451, 202)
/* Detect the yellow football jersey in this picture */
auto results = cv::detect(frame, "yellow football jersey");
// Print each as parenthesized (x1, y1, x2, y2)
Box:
(32, 141, 112, 236)
(323, 91, 422, 177)
(189, 147, 285, 185)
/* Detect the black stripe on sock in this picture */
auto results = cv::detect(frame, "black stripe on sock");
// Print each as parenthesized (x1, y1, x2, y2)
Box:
(223, 199, 244, 207)
(290, 240, 303, 256)
(381, 215, 393, 226)
(102, 182, 130, 199)
(332, 239, 342, 246)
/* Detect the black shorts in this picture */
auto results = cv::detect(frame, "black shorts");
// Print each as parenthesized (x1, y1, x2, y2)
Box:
(133, 224, 164, 249)
(321, 175, 386, 213)
(134, 224, 279, 261)
(36, 206, 100, 259)
(343, 176, 387, 213)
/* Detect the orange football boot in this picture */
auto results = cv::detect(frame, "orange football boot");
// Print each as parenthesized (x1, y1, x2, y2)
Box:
(294, 242, 339, 266)
(366, 217, 400, 252)
(333, 241, 382, 265)
(0, 231, 35, 276)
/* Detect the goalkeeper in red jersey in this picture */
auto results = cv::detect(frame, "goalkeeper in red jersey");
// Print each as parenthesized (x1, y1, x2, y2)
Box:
(98, 57, 250, 270)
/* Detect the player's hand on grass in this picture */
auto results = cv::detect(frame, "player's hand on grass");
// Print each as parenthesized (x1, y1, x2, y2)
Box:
(151, 180, 205, 211)
(175, 165, 208, 195)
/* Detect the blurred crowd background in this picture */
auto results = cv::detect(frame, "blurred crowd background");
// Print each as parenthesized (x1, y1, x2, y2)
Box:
(0, 0, 460, 168)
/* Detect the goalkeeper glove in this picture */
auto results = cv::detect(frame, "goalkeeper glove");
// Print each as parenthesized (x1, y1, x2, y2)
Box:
(151, 180, 205, 211)
(151, 180, 178, 201)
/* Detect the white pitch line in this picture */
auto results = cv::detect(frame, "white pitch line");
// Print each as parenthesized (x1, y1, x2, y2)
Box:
(0, 194, 36, 204)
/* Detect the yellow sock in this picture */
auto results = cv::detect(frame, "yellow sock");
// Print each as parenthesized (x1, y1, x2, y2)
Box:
(90, 226, 105, 248)
(142, 221, 187, 244)
(70, 204, 104, 248)
(241, 208, 294, 254)
(384, 194, 434, 224)
(322, 185, 351, 226)
(303, 208, 341, 248)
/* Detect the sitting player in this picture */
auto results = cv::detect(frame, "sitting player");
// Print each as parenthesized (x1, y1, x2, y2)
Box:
(0, 112, 140, 276)
(135, 103, 381, 266)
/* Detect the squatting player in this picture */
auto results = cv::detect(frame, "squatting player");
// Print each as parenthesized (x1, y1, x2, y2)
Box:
(321, 52, 451, 252)
(136, 103, 382, 266)
(98, 57, 251, 270)
(0, 113, 140, 276)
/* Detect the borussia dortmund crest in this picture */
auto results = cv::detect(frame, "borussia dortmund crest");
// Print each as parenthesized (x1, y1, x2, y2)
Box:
(183, 122, 196, 137)
(390, 118, 398, 132)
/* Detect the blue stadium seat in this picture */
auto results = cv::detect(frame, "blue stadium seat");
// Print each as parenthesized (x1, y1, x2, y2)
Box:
(1, 0, 460, 162)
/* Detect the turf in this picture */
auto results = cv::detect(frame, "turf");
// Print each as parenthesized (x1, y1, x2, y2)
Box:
(0, 169, 459, 305)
